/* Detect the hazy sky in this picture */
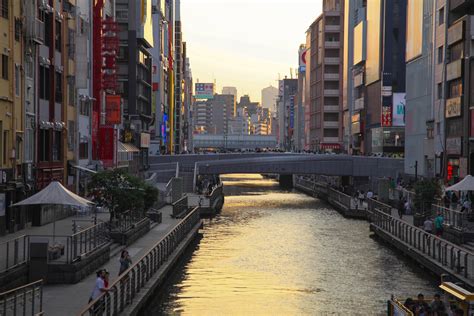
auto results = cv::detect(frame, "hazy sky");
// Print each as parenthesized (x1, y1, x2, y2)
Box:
(181, 0, 322, 103)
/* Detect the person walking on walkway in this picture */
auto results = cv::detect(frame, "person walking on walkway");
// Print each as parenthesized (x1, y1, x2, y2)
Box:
(119, 250, 132, 276)
(89, 270, 109, 314)
(423, 218, 433, 234)
(398, 198, 404, 219)
(434, 213, 444, 237)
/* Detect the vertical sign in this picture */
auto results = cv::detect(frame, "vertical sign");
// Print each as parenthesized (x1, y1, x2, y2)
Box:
(105, 95, 122, 125)
(289, 95, 295, 129)
(392, 93, 406, 126)
(381, 96, 392, 127)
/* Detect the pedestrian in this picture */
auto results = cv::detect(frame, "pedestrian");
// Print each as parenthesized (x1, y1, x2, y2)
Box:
(119, 250, 132, 276)
(423, 218, 433, 234)
(451, 193, 459, 210)
(404, 199, 411, 215)
(434, 213, 444, 237)
(103, 270, 110, 288)
(461, 197, 471, 213)
(414, 293, 429, 315)
(397, 198, 404, 219)
(358, 190, 365, 206)
(443, 193, 450, 208)
(89, 270, 109, 314)
(366, 189, 374, 200)
(430, 293, 446, 314)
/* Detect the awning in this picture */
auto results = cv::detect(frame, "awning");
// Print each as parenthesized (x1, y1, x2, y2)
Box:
(118, 142, 140, 153)
(118, 142, 140, 162)
(71, 164, 97, 174)
(320, 143, 341, 150)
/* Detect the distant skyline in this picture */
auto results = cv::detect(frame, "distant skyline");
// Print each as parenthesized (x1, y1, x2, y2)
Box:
(181, 0, 323, 103)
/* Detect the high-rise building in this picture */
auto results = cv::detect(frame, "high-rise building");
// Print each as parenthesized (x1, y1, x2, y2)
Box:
(261, 86, 278, 112)
(404, 0, 445, 178)
(222, 86, 237, 115)
(343, 0, 406, 155)
(116, 0, 154, 170)
(307, 0, 344, 152)
(277, 78, 297, 150)
(238, 95, 259, 117)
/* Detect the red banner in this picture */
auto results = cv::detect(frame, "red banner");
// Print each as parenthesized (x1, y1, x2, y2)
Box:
(105, 95, 121, 125)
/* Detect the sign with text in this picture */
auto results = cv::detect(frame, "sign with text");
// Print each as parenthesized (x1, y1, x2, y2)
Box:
(195, 83, 215, 99)
(446, 97, 461, 118)
(382, 105, 392, 127)
(392, 93, 406, 127)
(446, 137, 462, 155)
(140, 132, 150, 148)
(105, 95, 121, 125)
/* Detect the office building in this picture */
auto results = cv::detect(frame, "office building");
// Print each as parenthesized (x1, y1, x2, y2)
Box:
(261, 86, 278, 112)
(222, 86, 237, 116)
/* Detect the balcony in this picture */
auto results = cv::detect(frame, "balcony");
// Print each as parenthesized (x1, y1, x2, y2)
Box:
(324, 73, 339, 80)
(324, 89, 339, 97)
(324, 57, 340, 65)
(325, 41, 340, 48)
(31, 19, 45, 45)
(450, 0, 474, 12)
(324, 121, 340, 128)
(324, 105, 339, 112)
(325, 25, 340, 32)
(354, 97, 364, 111)
(446, 59, 462, 81)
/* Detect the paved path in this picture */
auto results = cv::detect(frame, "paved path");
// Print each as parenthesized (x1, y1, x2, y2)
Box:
(42, 205, 178, 316)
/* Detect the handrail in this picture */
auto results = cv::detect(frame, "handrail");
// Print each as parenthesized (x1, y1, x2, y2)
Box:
(77, 207, 201, 315)
(0, 279, 43, 316)
(432, 204, 466, 230)
(370, 207, 474, 280)
(0, 234, 29, 274)
(172, 195, 189, 217)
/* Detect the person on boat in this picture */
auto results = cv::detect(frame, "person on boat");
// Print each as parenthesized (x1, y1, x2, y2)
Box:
(414, 293, 429, 315)
(430, 293, 446, 314)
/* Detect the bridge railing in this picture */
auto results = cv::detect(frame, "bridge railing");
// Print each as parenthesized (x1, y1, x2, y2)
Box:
(328, 188, 353, 209)
(77, 207, 201, 316)
(172, 195, 189, 218)
(294, 176, 329, 196)
(432, 204, 466, 231)
(370, 208, 474, 280)
(0, 280, 43, 316)
(367, 198, 392, 215)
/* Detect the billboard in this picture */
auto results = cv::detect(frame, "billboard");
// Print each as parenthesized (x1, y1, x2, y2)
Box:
(392, 93, 406, 126)
(406, 0, 423, 61)
(381, 96, 392, 127)
(105, 95, 121, 125)
(289, 95, 295, 129)
(195, 83, 215, 99)
(299, 46, 307, 73)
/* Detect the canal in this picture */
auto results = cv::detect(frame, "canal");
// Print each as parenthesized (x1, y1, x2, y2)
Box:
(148, 174, 438, 315)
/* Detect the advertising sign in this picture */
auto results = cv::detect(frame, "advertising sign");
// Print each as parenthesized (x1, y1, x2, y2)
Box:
(299, 46, 307, 73)
(105, 95, 121, 125)
(140, 132, 150, 148)
(392, 93, 406, 127)
(446, 137, 462, 155)
(446, 97, 462, 118)
(382, 105, 392, 127)
(195, 83, 215, 99)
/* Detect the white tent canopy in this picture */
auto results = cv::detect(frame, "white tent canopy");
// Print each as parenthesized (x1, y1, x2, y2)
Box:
(10, 181, 94, 208)
(445, 175, 474, 191)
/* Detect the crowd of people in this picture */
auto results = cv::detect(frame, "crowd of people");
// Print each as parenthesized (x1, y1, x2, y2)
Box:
(403, 293, 464, 315)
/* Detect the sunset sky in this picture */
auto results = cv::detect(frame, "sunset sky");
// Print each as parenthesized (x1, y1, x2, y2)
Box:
(181, 0, 323, 103)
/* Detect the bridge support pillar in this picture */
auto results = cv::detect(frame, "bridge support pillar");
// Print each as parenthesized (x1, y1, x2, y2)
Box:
(279, 175, 293, 189)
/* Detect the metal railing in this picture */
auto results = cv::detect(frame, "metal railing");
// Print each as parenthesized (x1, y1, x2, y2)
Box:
(78, 207, 201, 316)
(28, 222, 109, 264)
(172, 195, 188, 218)
(432, 204, 466, 231)
(370, 208, 474, 280)
(368, 198, 392, 215)
(112, 211, 147, 233)
(328, 188, 353, 209)
(0, 235, 29, 274)
(0, 280, 43, 316)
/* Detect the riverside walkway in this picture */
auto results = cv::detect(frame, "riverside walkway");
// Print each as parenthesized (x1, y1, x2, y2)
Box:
(41, 205, 179, 315)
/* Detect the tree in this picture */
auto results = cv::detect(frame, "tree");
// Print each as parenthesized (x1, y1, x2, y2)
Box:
(413, 179, 440, 215)
(88, 169, 158, 221)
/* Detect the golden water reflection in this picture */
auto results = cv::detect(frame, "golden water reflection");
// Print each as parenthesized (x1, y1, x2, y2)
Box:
(151, 174, 437, 315)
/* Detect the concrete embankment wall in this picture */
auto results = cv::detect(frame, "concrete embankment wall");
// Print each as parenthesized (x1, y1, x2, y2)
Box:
(124, 220, 203, 315)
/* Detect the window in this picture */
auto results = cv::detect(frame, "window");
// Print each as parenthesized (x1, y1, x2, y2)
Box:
(79, 142, 88, 159)
(438, 46, 443, 64)
(439, 7, 444, 25)
(14, 18, 21, 41)
(1, 54, 8, 80)
(67, 28, 75, 59)
(67, 76, 75, 106)
(449, 42, 464, 62)
(1, 0, 8, 19)
(52, 130, 61, 161)
(39, 129, 50, 162)
(55, 20, 61, 52)
(448, 79, 462, 98)
(39, 65, 50, 100)
(67, 121, 75, 151)
(55, 72, 62, 103)
(437, 83, 443, 100)
(44, 13, 52, 47)
(14, 65, 19, 96)
(25, 121, 34, 162)
(79, 100, 90, 116)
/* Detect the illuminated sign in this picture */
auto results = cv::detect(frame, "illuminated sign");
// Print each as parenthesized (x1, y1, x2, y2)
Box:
(195, 83, 215, 99)
(392, 93, 406, 127)
(381, 105, 392, 127)
(105, 95, 121, 125)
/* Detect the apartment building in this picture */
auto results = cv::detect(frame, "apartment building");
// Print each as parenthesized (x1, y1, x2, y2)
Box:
(307, 0, 344, 152)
